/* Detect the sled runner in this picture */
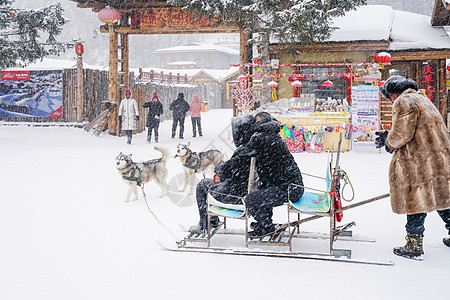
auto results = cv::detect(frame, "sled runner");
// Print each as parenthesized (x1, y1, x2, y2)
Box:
(167, 134, 392, 265)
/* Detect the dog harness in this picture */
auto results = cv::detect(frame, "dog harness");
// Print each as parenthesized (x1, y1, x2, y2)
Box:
(183, 153, 202, 173)
(122, 166, 143, 186)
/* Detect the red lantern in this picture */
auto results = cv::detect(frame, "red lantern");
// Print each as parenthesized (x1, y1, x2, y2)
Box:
(267, 80, 279, 87)
(75, 43, 84, 56)
(98, 6, 121, 35)
(237, 75, 248, 81)
(374, 52, 391, 64)
(322, 80, 334, 87)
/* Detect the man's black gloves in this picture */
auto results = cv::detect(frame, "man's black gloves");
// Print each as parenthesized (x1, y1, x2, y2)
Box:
(135, 115, 140, 121)
(374, 131, 389, 148)
(118, 115, 122, 122)
(375, 131, 394, 154)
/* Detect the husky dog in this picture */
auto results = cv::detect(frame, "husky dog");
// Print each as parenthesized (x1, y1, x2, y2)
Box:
(115, 146, 170, 202)
(174, 142, 224, 194)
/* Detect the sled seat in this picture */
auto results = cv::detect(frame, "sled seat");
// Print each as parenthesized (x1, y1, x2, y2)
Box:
(207, 196, 246, 219)
(288, 165, 332, 214)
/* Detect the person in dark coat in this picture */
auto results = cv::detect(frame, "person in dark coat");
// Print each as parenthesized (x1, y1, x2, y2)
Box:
(241, 112, 304, 237)
(376, 75, 450, 259)
(169, 93, 190, 139)
(143, 92, 163, 143)
(188, 114, 256, 234)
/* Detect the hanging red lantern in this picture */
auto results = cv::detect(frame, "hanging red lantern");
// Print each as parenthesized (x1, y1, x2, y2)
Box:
(267, 80, 279, 87)
(237, 75, 248, 81)
(98, 6, 121, 35)
(75, 43, 84, 56)
(288, 71, 299, 82)
(374, 52, 391, 64)
(322, 80, 334, 87)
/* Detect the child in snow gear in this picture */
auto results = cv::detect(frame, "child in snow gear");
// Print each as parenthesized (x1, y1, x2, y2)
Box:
(118, 89, 139, 145)
(143, 93, 163, 143)
(189, 95, 203, 137)
(169, 93, 190, 139)
(188, 114, 256, 235)
(239, 112, 304, 238)
(377, 75, 450, 259)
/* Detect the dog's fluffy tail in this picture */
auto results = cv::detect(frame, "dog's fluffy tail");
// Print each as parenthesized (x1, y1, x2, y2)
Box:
(154, 145, 170, 164)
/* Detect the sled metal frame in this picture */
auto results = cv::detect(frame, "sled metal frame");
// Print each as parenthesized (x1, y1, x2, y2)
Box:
(178, 134, 391, 261)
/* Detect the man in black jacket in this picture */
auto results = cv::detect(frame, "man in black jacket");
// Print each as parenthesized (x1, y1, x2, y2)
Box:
(242, 112, 304, 237)
(188, 114, 255, 234)
(169, 93, 190, 139)
(143, 93, 163, 143)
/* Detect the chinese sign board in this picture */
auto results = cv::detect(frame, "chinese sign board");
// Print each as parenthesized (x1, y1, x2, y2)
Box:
(0, 70, 63, 118)
(131, 7, 234, 32)
(420, 62, 437, 106)
(351, 85, 380, 142)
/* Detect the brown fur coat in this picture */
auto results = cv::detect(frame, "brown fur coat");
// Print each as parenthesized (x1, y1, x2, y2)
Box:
(386, 89, 450, 214)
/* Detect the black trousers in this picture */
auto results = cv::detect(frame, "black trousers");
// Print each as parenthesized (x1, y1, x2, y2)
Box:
(195, 179, 244, 223)
(246, 185, 304, 228)
(191, 117, 202, 136)
(406, 209, 450, 235)
(123, 130, 133, 144)
(147, 121, 160, 142)
(172, 117, 185, 138)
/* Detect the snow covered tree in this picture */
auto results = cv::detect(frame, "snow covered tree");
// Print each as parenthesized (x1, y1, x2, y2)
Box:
(233, 81, 254, 114)
(170, 0, 367, 46)
(0, 0, 69, 70)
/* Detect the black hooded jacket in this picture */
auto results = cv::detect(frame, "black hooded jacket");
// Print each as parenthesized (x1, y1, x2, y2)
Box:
(169, 94, 190, 119)
(241, 116, 303, 190)
(143, 101, 163, 127)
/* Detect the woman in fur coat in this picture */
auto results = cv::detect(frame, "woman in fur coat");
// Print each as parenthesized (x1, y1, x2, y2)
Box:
(376, 75, 450, 259)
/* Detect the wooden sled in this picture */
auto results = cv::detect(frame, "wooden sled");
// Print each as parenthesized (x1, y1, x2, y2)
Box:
(84, 101, 117, 136)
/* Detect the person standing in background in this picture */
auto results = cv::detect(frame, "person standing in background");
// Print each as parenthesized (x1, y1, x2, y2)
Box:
(143, 92, 163, 143)
(189, 95, 203, 137)
(118, 89, 139, 145)
(169, 92, 190, 139)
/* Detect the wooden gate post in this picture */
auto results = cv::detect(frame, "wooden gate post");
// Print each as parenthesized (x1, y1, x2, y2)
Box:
(108, 29, 119, 135)
(76, 54, 84, 122)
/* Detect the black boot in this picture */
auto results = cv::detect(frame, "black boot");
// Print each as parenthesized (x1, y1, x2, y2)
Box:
(444, 237, 450, 247)
(393, 233, 424, 260)
(248, 223, 276, 238)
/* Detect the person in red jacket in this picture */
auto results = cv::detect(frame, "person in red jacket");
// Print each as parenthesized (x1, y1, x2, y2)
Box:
(189, 95, 202, 137)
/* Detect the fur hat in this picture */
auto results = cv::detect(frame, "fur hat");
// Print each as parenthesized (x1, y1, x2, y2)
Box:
(152, 93, 158, 100)
(379, 75, 418, 99)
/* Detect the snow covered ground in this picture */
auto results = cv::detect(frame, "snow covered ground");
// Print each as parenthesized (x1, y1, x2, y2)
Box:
(0, 109, 448, 299)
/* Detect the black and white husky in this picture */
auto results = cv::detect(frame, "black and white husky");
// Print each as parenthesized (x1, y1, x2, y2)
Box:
(115, 146, 170, 201)
(174, 142, 224, 195)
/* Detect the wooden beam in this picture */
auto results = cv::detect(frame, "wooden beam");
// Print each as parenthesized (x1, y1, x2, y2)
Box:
(99, 25, 239, 35)
(390, 50, 450, 61)
(120, 33, 129, 88)
(270, 41, 389, 53)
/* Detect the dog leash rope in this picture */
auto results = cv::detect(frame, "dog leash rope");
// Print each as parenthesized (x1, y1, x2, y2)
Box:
(140, 185, 180, 241)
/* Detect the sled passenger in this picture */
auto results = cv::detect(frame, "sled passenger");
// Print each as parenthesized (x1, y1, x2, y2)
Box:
(169, 93, 190, 139)
(118, 89, 139, 145)
(143, 92, 163, 143)
(189, 95, 203, 137)
(240, 112, 304, 238)
(375, 75, 450, 259)
(188, 114, 255, 234)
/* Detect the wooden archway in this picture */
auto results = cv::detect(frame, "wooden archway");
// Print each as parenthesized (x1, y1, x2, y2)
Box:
(71, 0, 245, 135)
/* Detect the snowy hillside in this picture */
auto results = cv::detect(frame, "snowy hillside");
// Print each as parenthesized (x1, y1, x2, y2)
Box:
(0, 109, 448, 299)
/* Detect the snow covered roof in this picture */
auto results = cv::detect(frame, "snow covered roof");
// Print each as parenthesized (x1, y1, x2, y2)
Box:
(327, 5, 450, 50)
(5, 58, 107, 71)
(152, 42, 239, 55)
(133, 67, 239, 82)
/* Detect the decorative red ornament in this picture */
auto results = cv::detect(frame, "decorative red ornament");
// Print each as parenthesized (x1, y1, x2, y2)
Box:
(322, 80, 334, 87)
(98, 6, 121, 35)
(288, 71, 299, 82)
(374, 52, 391, 64)
(75, 43, 84, 55)
(291, 80, 303, 87)
(237, 75, 248, 81)
(267, 80, 279, 87)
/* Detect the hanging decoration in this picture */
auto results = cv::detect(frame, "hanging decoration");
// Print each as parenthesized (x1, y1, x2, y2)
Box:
(322, 80, 334, 87)
(233, 83, 254, 114)
(267, 80, 278, 102)
(98, 6, 121, 36)
(291, 80, 303, 97)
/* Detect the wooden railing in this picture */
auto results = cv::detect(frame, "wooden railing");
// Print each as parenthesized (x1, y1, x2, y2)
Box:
(135, 68, 191, 84)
